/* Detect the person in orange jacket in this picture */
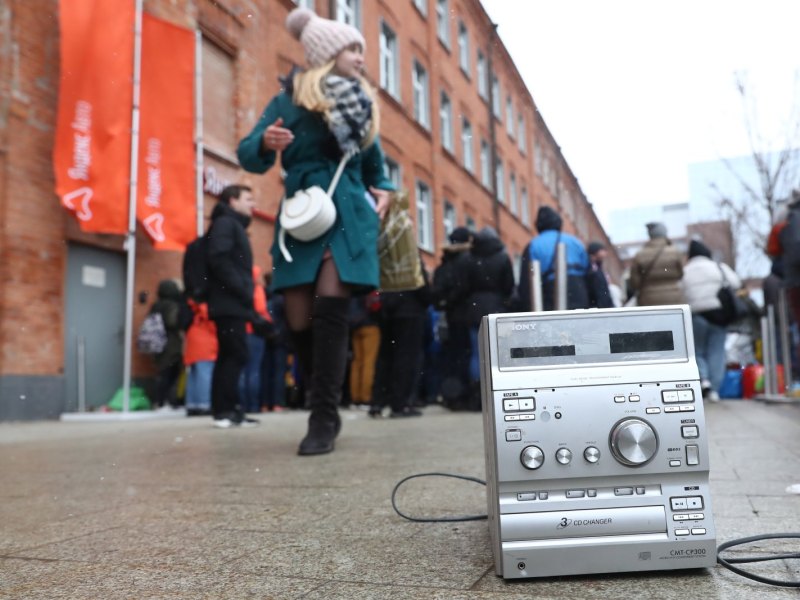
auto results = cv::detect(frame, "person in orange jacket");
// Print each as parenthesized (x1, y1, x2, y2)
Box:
(184, 299, 217, 416)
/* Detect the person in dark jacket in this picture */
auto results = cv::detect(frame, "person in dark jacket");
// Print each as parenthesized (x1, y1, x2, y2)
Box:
(465, 227, 514, 409)
(586, 241, 615, 308)
(432, 226, 473, 410)
(206, 184, 259, 428)
(150, 278, 184, 409)
(518, 206, 590, 311)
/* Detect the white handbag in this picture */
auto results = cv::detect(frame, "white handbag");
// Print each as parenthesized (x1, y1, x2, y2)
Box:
(278, 152, 351, 263)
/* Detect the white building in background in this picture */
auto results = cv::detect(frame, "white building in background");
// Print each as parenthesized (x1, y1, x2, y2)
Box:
(607, 151, 799, 279)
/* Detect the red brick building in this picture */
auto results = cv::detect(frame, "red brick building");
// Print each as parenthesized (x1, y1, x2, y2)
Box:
(0, 0, 618, 420)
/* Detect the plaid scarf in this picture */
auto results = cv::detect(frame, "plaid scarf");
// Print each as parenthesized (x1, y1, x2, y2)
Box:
(322, 75, 372, 155)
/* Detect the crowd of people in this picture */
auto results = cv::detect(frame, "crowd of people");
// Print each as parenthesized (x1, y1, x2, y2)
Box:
(138, 6, 783, 457)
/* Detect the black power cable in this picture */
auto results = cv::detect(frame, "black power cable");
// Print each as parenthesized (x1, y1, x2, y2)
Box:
(391, 472, 487, 522)
(393, 473, 800, 587)
(716, 534, 800, 587)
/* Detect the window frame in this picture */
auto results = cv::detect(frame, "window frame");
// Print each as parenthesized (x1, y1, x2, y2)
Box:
(495, 157, 505, 203)
(480, 139, 491, 188)
(412, 60, 430, 129)
(477, 50, 487, 99)
(461, 117, 473, 173)
(440, 90, 453, 152)
(335, 0, 361, 29)
(443, 199, 456, 238)
(458, 20, 470, 75)
(379, 20, 399, 98)
(436, 0, 450, 48)
(415, 179, 434, 252)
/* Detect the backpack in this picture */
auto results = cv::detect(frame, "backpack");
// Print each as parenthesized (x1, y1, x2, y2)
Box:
(182, 235, 209, 302)
(136, 312, 167, 354)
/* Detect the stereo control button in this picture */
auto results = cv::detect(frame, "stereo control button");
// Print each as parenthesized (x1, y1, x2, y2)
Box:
(614, 487, 633, 496)
(503, 399, 520, 412)
(689, 513, 704, 520)
(673, 514, 689, 521)
(680, 405, 696, 412)
(566, 489, 585, 498)
(691, 528, 707, 535)
(519, 414, 535, 421)
(681, 425, 699, 439)
(635, 486, 645, 495)
(556, 448, 573, 465)
(505, 429, 522, 442)
(629, 394, 640, 402)
(614, 395, 626, 403)
(538, 492, 548, 500)
(504, 415, 520, 421)
(678, 390, 695, 402)
(662, 391, 679, 403)
(686, 444, 700, 466)
(517, 493, 536, 501)
(665, 406, 681, 413)
(671, 497, 688, 510)
(669, 459, 682, 467)
(646, 407, 661, 414)
(610, 418, 658, 466)
(587, 489, 597, 497)
(584, 446, 601, 463)
(675, 528, 690, 536)
(686, 496, 704, 510)
(518, 398, 535, 411)
(520, 445, 544, 470)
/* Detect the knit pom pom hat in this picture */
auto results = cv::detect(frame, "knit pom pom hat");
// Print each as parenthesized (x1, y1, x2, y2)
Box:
(286, 8, 366, 69)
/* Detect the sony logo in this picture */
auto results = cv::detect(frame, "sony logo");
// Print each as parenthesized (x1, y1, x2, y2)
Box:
(513, 323, 537, 331)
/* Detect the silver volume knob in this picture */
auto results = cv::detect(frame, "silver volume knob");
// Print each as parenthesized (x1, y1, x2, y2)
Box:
(584, 446, 601, 464)
(520, 445, 545, 470)
(556, 448, 572, 465)
(610, 418, 658, 466)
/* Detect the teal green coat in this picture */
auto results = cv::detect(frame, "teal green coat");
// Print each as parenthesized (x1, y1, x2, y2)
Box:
(237, 92, 395, 293)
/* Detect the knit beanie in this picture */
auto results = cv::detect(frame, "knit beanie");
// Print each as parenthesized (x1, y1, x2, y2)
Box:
(535, 206, 563, 233)
(646, 222, 668, 239)
(448, 226, 471, 244)
(688, 239, 712, 259)
(587, 241, 605, 256)
(286, 8, 366, 69)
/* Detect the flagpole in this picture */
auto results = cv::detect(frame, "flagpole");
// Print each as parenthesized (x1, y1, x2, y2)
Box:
(195, 29, 204, 236)
(122, 0, 144, 414)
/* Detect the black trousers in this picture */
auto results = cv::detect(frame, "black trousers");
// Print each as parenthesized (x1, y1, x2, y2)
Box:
(211, 317, 248, 419)
(372, 313, 425, 412)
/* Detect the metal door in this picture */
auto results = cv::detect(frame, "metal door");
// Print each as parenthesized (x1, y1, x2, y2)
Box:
(64, 244, 126, 411)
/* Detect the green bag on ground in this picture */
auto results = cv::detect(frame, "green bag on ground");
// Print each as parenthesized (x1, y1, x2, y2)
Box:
(107, 387, 152, 411)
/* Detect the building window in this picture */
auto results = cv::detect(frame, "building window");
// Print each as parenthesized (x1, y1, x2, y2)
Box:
(466, 215, 476, 231)
(443, 200, 456, 238)
(379, 22, 399, 98)
(335, 0, 360, 28)
(413, 0, 427, 17)
(480, 139, 490, 188)
(384, 156, 402, 189)
(461, 117, 473, 173)
(521, 186, 530, 226)
(477, 50, 487, 99)
(202, 38, 236, 154)
(534, 141, 543, 176)
(506, 96, 514, 137)
(436, 0, 450, 47)
(458, 21, 470, 75)
(440, 91, 453, 152)
(415, 180, 434, 251)
(491, 77, 501, 120)
(509, 172, 518, 215)
(495, 158, 505, 203)
(517, 115, 526, 154)
(412, 60, 430, 128)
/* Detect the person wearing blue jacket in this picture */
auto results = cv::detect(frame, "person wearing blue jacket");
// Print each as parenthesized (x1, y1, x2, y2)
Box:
(237, 8, 394, 455)
(518, 206, 591, 311)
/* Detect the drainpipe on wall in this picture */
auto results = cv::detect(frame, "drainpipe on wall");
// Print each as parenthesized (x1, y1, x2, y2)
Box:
(487, 22, 500, 235)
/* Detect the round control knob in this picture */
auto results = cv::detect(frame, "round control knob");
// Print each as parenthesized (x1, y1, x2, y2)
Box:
(520, 445, 545, 470)
(556, 448, 572, 465)
(610, 418, 658, 466)
(584, 446, 601, 464)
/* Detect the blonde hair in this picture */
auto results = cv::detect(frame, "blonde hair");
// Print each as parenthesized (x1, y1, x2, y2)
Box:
(292, 60, 380, 148)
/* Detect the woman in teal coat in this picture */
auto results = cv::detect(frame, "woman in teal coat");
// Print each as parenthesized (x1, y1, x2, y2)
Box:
(237, 7, 394, 456)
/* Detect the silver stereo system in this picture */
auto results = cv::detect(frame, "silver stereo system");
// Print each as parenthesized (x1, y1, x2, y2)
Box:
(479, 306, 717, 579)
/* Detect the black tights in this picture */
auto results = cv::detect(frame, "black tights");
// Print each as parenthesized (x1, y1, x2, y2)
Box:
(283, 256, 351, 331)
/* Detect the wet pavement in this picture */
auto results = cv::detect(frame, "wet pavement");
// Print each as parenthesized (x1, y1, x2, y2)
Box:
(0, 400, 798, 598)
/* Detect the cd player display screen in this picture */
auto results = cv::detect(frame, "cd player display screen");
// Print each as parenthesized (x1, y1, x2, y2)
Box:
(495, 309, 688, 368)
(609, 331, 674, 354)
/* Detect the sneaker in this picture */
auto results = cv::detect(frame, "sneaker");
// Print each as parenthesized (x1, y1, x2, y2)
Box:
(238, 416, 260, 428)
(213, 418, 237, 429)
(706, 390, 720, 403)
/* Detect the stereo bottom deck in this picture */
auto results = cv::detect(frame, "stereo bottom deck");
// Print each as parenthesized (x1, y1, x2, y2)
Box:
(501, 535, 717, 578)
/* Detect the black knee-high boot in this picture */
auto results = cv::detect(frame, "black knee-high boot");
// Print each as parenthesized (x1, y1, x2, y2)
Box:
(288, 328, 313, 407)
(298, 296, 349, 456)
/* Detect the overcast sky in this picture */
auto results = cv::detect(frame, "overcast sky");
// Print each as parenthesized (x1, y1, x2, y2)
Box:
(481, 0, 800, 230)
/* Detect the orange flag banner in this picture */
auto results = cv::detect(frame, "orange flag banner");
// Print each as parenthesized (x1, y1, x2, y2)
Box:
(53, 0, 134, 234)
(137, 14, 196, 250)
